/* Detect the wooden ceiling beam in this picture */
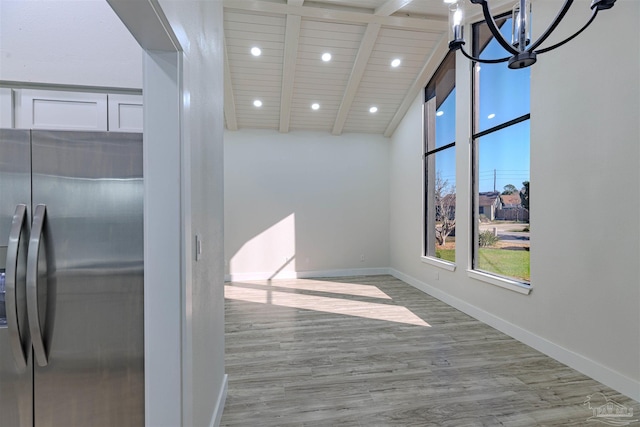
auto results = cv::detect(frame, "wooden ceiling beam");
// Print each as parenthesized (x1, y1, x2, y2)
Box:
(332, 22, 381, 136)
(279, 14, 302, 133)
(375, 0, 414, 17)
(223, 0, 447, 32)
(223, 39, 238, 131)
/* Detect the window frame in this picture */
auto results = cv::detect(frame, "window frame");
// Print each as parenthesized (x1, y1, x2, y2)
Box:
(422, 50, 457, 270)
(469, 12, 532, 292)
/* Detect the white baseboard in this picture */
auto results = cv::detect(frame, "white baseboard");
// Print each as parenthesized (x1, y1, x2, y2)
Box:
(225, 267, 390, 283)
(210, 374, 228, 427)
(388, 268, 640, 402)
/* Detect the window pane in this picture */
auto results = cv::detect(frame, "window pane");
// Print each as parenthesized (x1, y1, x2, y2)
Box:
(435, 149, 456, 261)
(476, 18, 530, 132)
(475, 120, 530, 283)
(424, 51, 456, 263)
(425, 51, 456, 152)
(435, 88, 456, 149)
(425, 147, 456, 261)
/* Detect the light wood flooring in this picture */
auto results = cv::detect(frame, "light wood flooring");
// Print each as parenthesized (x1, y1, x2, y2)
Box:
(221, 275, 638, 426)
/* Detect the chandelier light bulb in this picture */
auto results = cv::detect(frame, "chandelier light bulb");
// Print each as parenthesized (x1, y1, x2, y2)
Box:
(453, 7, 463, 26)
(448, 2, 465, 51)
(512, 0, 532, 49)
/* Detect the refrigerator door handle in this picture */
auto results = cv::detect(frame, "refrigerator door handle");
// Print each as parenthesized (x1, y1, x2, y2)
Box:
(27, 204, 49, 367)
(5, 204, 30, 370)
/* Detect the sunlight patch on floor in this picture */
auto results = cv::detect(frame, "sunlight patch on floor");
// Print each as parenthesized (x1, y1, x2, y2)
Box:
(256, 279, 393, 300)
(225, 284, 430, 327)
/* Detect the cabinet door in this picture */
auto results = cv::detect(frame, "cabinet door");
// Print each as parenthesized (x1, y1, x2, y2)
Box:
(108, 94, 143, 132)
(16, 90, 108, 131)
(0, 88, 13, 128)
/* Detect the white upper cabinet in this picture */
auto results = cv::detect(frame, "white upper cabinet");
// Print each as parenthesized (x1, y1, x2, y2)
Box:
(16, 89, 109, 131)
(11, 89, 143, 132)
(0, 88, 14, 128)
(108, 94, 143, 132)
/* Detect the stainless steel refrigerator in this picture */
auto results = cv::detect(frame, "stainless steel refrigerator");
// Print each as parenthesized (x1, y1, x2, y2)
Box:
(0, 129, 144, 426)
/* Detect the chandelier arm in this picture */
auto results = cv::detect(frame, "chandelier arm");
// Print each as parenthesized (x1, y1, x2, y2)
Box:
(460, 46, 511, 64)
(526, 0, 575, 52)
(534, 7, 598, 54)
(475, 0, 520, 55)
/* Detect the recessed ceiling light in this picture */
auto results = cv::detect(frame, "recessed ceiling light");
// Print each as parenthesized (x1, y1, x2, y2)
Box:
(253, 100, 263, 107)
(488, 113, 496, 119)
(436, 111, 444, 117)
(311, 103, 320, 110)
(391, 58, 401, 67)
(322, 53, 332, 62)
(369, 106, 378, 113)
(251, 47, 262, 57)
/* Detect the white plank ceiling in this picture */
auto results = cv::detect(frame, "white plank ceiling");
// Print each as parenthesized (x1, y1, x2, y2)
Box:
(223, 0, 451, 136)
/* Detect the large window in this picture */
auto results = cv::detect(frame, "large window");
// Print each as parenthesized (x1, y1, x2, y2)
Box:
(472, 15, 531, 284)
(424, 52, 456, 264)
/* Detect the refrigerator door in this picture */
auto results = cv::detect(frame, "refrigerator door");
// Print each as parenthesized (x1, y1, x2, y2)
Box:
(0, 129, 33, 427)
(30, 130, 144, 426)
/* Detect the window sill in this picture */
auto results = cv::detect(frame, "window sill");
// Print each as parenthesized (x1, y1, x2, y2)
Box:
(467, 269, 531, 295)
(421, 256, 456, 271)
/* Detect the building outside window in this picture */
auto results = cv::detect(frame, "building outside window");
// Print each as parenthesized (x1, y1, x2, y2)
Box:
(472, 14, 531, 284)
(424, 52, 456, 263)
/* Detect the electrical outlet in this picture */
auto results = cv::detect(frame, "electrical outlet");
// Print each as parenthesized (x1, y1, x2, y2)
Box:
(360, 254, 365, 262)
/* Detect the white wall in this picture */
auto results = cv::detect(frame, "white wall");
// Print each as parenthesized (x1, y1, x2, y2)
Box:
(225, 129, 390, 280)
(0, 0, 142, 88)
(155, 1, 226, 426)
(389, 0, 639, 400)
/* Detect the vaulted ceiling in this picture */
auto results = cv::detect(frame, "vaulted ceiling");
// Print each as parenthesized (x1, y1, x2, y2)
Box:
(223, 0, 450, 137)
